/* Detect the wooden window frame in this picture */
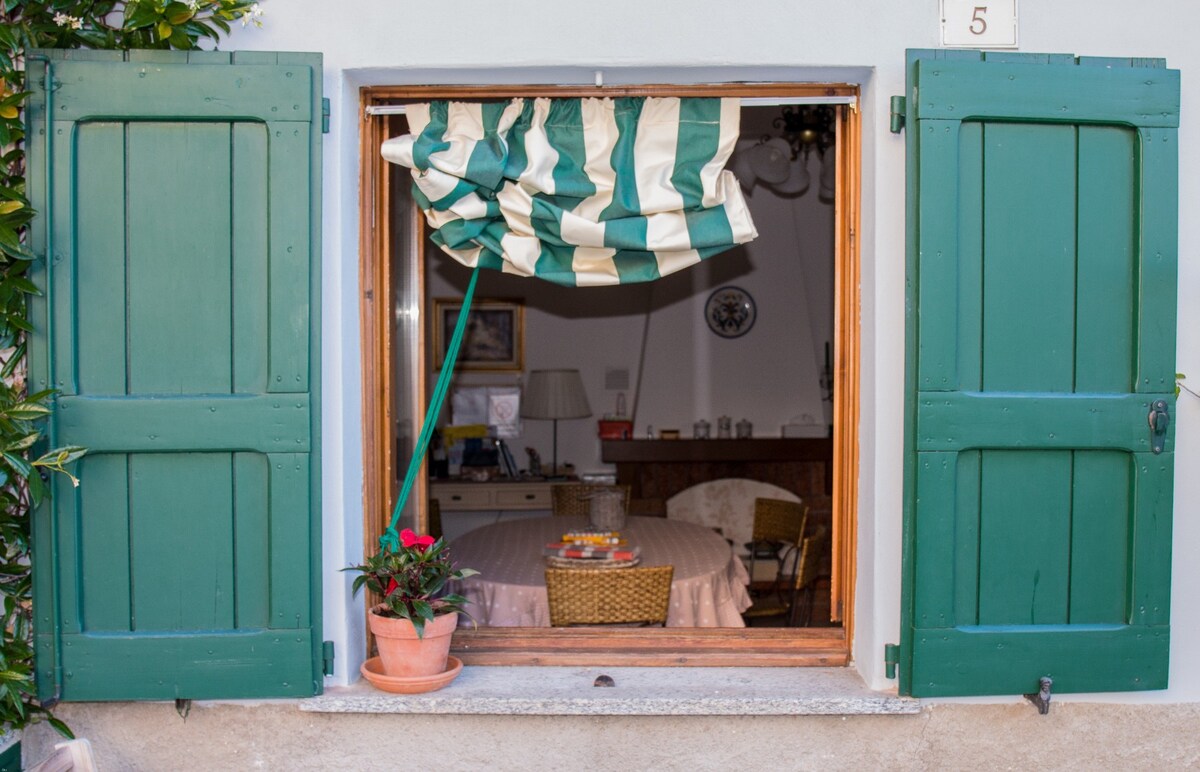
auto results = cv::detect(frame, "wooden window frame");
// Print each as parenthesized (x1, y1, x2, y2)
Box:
(358, 83, 861, 666)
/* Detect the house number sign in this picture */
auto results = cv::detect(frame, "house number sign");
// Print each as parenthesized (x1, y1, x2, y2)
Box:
(940, 0, 1018, 48)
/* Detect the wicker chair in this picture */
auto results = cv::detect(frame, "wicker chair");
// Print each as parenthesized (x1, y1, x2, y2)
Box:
(745, 498, 808, 592)
(545, 565, 674, 626)
(551, 483, 631, 518)
(743, 526, 827, 627)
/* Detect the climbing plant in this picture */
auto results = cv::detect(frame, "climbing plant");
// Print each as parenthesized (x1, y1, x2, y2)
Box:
(0, 0, 261, 739)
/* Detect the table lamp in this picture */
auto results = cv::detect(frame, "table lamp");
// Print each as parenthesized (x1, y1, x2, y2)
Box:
(521, 369, 591, 479)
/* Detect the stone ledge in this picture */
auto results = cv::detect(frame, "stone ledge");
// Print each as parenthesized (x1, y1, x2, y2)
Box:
(300, 666, 921, 716)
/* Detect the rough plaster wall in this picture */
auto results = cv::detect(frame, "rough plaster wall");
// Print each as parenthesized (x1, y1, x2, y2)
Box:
(23, 703, 1200, 771)
(212, 0, 1200, 695)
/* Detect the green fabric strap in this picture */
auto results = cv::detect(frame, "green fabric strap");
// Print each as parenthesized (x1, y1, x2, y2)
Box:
(380, 265, 481, 551)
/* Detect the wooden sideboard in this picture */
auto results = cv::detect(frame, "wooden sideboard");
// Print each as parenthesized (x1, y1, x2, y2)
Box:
(600, 438, 833, 517)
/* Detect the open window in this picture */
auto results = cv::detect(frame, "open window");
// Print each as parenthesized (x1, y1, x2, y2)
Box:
(358, 84, 861, 665)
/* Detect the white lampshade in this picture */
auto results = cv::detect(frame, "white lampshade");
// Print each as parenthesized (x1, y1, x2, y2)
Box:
(521, 369, 592, 420)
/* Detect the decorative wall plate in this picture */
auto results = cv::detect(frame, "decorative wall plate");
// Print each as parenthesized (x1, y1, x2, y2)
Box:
(705, 286, 757, 338)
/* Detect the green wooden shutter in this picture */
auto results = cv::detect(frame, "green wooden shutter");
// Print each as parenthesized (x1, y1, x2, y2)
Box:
(901, 51, 1179, 697)
(26, 50, 322, 700)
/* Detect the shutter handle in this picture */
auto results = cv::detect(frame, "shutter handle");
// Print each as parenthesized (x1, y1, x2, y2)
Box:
(1148, 400, 1170, 454)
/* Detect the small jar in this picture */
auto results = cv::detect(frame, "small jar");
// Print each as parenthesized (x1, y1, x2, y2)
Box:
(717, 416, 732, 439)
(736, 418, 753, 439)
(693, 419, 711, 439)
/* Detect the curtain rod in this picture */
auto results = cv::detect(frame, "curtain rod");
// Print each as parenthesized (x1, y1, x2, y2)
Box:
(364, 95, 856, 116)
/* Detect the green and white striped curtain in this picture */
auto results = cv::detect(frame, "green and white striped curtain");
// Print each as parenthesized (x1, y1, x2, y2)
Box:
(381, 97, 758, 286)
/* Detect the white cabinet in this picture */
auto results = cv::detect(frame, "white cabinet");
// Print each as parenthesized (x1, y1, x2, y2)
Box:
(430, 481, 555, 541)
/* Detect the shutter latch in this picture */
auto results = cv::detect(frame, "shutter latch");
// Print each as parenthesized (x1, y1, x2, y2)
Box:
(1024, 676, 1053, 715)
(1149, 400, 1170, 454)
(322, 640, 335, 675)
(884, 643, 900, 679)
(889, 96, 906, 133)
(321, 98, 331, 134)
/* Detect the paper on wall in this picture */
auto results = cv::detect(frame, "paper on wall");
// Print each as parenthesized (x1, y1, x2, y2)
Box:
(451, 386, 521, 438)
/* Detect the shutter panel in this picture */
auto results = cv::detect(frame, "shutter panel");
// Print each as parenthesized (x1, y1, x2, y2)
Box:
(26, 50, 322, 700)
(901, 51, 1179, 697)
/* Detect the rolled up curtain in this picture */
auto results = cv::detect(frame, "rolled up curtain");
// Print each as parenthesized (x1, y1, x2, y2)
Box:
(381, 96, 758, 286)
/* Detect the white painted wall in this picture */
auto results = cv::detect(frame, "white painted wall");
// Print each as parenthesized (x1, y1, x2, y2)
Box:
(219, 0, 1200, 701)
(426, 139, 835, 477)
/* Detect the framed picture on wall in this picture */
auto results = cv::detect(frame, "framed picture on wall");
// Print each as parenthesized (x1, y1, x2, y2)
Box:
(433, 298, 525, 371)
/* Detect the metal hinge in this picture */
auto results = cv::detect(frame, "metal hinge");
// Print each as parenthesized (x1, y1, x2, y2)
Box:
(884, 643, 900, 679)
(321, 98, 331, 134)
(889, 96, 906, 134)
(322, 640, 335, 675)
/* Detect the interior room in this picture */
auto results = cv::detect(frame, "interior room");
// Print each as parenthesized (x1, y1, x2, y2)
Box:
(382, 97, 851, 636)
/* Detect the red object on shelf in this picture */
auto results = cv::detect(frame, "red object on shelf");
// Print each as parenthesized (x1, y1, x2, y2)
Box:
(598, 420, 633, 440)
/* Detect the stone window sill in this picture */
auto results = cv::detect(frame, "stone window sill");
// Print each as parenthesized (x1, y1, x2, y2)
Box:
(300, 666, 920, 716)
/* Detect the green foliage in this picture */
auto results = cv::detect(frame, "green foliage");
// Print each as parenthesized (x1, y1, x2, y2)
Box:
(0, 0, 256, 737)
(345, 529, 478, 639)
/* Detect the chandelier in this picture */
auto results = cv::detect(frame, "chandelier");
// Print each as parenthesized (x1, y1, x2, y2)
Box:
(732, 105, 837, 199)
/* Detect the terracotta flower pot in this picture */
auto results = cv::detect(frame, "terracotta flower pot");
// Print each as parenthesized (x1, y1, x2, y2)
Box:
(368, 607, 458, 677)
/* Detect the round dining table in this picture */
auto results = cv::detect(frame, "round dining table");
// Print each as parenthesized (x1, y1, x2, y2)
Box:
(447, 515, 752, 627)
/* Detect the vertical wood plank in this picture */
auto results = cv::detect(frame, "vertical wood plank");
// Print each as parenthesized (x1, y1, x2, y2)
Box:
(126, 123, 232, 395)
(269, 453, 310, 628)
(232, 123, 270, 395)
(916, 119, 961, 391)
(1131, 452, 1173, 627)
(982, 123, 1076, 392)
(50, 121, 76, 395)
(953, 450, 981, 625)
(233, 453, 270, 628)
(978, 450, 1071, 625)
(268, 123, 311, 393)
(74, 123, 128, 395)
(1069, 451, 1131, 623)
(956, 121, 984, 392)
(130, 454, 234, 631)
(1075, 126, 1136, 393)
(1135, 128, 1179, 395)
(53, 467, 81, 634)
(78, 455, 132, 632)
(913, 451, 957, 628)
(24, 75, 56, 697)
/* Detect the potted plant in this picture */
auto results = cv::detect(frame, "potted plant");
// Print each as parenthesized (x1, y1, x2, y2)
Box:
(347, 528, 477, 683)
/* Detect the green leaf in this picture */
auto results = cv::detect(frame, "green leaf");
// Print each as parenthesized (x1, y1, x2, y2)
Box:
(4, 432, 36, 451)
(1, 452, 31, 478)
(412, 599, 434, 622)
(4, 276, 41, 296)
(165, 2, 195, 24)
(47, 716, 75, 739)
(6, 402, 50, 420)
(168, 25, 192, 48)
(125, 2, 162, 29)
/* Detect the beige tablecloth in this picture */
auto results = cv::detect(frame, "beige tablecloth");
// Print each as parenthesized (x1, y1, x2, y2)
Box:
(447, 516, 752, 627)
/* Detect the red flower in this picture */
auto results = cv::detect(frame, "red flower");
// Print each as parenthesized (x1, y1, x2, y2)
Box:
(400, 528, 436, 552)
(385, 577, 399, 596)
